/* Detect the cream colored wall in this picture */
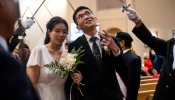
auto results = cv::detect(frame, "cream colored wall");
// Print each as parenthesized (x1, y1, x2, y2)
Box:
(19, 0, 68, 49)
(19, 0, 175, 60)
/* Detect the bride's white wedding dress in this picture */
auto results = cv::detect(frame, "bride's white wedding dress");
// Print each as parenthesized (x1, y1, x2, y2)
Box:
(27, 45, 67, 100)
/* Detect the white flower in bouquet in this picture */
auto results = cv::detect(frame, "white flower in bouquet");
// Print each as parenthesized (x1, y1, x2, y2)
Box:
(59, 53, 77, 70)
(44, 46, 84, 78)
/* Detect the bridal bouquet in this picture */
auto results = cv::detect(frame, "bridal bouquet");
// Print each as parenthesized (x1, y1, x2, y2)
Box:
(44, 46, 84, 78)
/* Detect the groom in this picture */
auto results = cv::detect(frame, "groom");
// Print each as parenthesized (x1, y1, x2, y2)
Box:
(66, 6, 128, 100)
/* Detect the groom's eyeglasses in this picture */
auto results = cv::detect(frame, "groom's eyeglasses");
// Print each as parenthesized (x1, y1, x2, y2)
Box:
(76, 11, 93, 20)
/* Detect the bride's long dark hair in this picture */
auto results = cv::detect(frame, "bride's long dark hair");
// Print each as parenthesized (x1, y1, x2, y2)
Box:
(44, 16, 69, 44)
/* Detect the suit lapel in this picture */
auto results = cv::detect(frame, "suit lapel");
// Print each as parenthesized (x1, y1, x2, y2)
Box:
(101, 47, 108, 58)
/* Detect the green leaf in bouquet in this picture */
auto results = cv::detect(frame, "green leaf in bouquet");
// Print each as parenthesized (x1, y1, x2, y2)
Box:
(44, 60, 62, 75)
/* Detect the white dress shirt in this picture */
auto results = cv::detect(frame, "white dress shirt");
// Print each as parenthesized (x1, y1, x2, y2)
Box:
(123, 49, 130, 54)
(0, 35, 8, 52)
(172, 45, 175, 69)
(84, 32, 120, 57)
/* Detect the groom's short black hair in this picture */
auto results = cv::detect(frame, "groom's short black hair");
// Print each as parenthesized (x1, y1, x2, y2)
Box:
(73, 6, 93, 25)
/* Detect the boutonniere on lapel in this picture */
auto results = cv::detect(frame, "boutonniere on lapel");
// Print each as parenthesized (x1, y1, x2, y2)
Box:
(99, 31, 111, 56)
(104, 45, 110, 56)
(100, 43, 111, 56)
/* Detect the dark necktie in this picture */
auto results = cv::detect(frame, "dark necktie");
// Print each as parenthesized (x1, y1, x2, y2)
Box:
(90, 37, 101, 67)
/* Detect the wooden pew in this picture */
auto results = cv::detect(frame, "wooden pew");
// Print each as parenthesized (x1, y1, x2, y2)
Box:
(140, 78, 159, 84)
(140, 76, 152, 80)
(138, 80, 158, 100)
(139, 82, 157, 91)
(137, 90, 155, 100)
(146, 94, 154, 100)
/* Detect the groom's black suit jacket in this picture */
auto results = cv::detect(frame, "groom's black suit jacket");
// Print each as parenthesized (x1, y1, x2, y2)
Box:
(66, 35, 128, 100)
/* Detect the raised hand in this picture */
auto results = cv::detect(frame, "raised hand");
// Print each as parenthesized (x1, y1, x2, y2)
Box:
(99, 30, 119, 54)
(124, 8, 141, 23)
(21, 17, 34, 29)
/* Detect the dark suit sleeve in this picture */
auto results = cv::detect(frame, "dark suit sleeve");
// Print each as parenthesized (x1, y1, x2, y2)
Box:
(132, 23, 167, 56)
(7, 27, 26, 52)
(0, 51, 38, 100)
(127, 58, 141, 100)
(112, 37, 128, 84)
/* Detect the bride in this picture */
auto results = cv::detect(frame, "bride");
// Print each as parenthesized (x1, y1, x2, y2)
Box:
(27, 16, 82, 100)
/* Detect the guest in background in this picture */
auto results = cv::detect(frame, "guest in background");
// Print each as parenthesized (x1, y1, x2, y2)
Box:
(11, 48, 20, 62)
(149, 68, 160, 79)
(141, 65, 150, 76)
(149, 48, 164, 73)
(143, 53, 153, 73)
(19, 43, 31, 67)
(116, 32, 141, 100)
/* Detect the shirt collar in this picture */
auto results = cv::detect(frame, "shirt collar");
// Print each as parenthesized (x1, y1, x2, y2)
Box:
(0, 35, 8, 52)
(84, 31, 100, 42)
(123, 49, 130, 54)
